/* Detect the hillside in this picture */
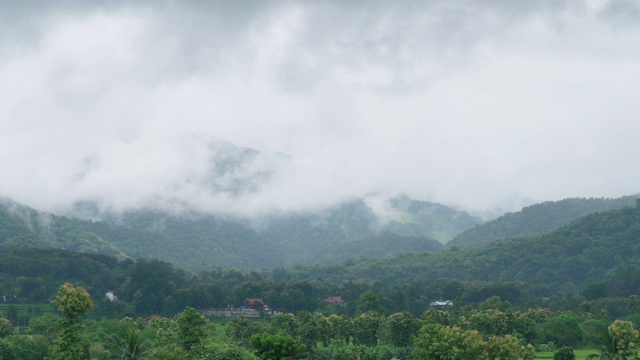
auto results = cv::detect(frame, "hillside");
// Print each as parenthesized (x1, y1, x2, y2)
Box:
(0, 198, 128, 259)
(0, 195, 477, 271)
(380, 195, 480, 243)
(448, 195, 640, 249)
(313, 232, 444, 263)
(3, 200, 640, 317)
(288, 200, 640, 293)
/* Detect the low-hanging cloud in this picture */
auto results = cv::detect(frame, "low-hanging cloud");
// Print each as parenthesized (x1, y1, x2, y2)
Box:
(1, 0, 639, 217)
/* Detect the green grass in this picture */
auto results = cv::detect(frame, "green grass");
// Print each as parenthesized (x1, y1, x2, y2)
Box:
(534, 348, 598, 359)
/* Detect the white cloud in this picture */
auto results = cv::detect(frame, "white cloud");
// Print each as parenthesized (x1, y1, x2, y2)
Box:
(1, 0, 639, 216)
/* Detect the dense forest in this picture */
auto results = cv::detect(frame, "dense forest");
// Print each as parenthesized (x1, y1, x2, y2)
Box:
(0, 196, 477, 271)
(2, 197, 640, 358)
(449, 195, 639, 249)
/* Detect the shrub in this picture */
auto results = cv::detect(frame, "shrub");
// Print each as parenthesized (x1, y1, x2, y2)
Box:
(553, 346, 575, 360)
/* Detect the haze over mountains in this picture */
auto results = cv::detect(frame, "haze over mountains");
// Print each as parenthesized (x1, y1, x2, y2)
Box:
(2, 171, 639, 274)
(0, 191, 479, 270)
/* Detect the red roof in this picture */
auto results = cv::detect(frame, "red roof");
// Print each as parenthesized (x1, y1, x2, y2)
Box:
(145, 314, 165, 323)
(324, 296, 345, 304)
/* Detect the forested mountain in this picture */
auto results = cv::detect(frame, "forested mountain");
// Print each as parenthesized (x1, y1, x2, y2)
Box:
(380, 195, 480, 243)
(3, 200, 640, 317)
(0, 195, 477, 270)
(288, 200, 640, 294)
(0, 198, 128, 259)
(448, 195, 640, 249)
(313, 232, 443, 263)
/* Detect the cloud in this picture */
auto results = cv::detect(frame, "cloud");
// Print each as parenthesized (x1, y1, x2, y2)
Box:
(1, 0, 639, 216)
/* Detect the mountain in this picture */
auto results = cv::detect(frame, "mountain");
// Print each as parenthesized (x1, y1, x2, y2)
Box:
(91, 196, 470, 269)
(448, 195, 640, 249)
(0, 198, 128, 259)
(288, 200, 640, 293)
(380, 195, 480, 243)
(313, 232, 443, 263)
(0, 194, 477, 271)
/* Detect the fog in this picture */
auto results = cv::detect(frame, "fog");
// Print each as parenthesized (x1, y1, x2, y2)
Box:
(1, 0, 639, 217)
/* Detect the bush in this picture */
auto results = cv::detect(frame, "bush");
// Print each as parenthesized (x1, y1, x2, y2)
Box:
(553, 346, 575, 360)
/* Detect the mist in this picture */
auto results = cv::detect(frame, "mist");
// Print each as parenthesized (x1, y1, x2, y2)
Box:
(1, 0, 639, 217)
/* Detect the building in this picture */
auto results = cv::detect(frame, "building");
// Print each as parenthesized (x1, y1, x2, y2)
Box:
(323, 296, 346, 305)
(105, 291, 118, 302)
(429, 300, 453, 307)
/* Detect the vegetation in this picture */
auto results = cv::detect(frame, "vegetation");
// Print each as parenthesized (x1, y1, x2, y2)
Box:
(449, 196, 639, 249)
(0, 195, 478, 271)
(4, 195, 640, 357)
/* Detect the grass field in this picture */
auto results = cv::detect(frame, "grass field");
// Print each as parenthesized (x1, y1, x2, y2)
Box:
(534, 348, 598, 359)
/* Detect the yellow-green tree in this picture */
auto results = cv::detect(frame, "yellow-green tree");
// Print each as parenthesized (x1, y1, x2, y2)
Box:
(0, 317, 13, 337)
(50, 282, 94, 360)
(413, 324, 485, 360)
(591, 320, 640, 359)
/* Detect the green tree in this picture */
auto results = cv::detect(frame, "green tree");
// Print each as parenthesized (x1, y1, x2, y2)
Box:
(176, 306, 208, 352)
(0, 317, 13, 337)
(0, 335, 50, 360)
(226, 316, 265, 347)
(5, 306, 17, 325)
(270, 313, 297, 336)
(28, 313, 61, 339)
(250, 332, 308, 360)
(588, 320, 640, 360)
(469, 309, 511, 336)
(382, 312, 420, 347)
(413, 323, 485, 360)
(49, 283, 94, 360)
(352, 312, 383, 346)
(422, 308, 451, 326)
(542, 314, 583, 347)
(118, 330, 150, 360)
(554, 346, 576, 360)
(356, 290, 386, 315)
(201, 341, 259, 360)
(484, 335, 521, 360)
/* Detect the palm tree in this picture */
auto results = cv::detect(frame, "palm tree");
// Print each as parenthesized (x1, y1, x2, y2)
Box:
(586, 328, 631, 360)
(118, 329, 150, 360)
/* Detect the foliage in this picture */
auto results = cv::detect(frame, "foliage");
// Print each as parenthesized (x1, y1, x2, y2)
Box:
(315, 232, 443, 263)
(357, 290, 386, 315)
(449, 196, 639, 249)
(313, 343, 413, 360)
(49, 283, 94, 360)
(381, 312, 420, 347)
(554, 346, 576, 360)
(0, 318, 12, 337)
(541, 314, 583, 348)
(484, 335, 521, 360)
(413, 323, 485, 360)
(249, 332, 309, 360)
(176, 306, 208, 352)
(593, 320, 640, 359)
(51, 282, 94, 319)
(0, 335, 50, 360)
(118, 329, 150, 360)
(352, 312, 384, 346)
(0, 194, 479, 271)
(201, 341, 259, 360)
(422, 309, 451, 326)
(226, 316, 265, 347)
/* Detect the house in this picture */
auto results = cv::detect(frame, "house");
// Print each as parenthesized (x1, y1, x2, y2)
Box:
(323, 296, 345, 305)
(105, 291, 118, 302)
(429, 300, 453, 307)
(145, 314, 165, 323)
(247, 298, 270, 311)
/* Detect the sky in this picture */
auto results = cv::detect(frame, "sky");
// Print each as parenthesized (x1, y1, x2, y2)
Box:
(1, 0, 640, 217)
